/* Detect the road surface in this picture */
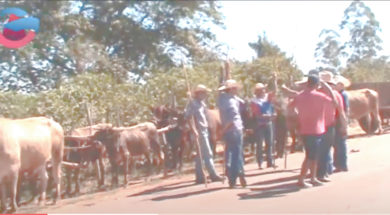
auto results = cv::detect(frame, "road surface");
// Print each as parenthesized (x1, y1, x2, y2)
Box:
(20, 127, 390, 214)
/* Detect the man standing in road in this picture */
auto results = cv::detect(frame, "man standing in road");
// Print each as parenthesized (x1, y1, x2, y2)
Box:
(317, 71, 346, 182)
(289, 73, 342, 187)
(184, 84, 223, 184)
(217, 79, 247, 188)
(250, 83, 277, 169)
(333, 75, 351, 172)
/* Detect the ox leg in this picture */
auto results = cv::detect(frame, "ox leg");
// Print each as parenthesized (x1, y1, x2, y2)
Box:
(74, 168, 80, 194)
(9, 171, 18, 212)
(1, 181, 7, 213)
(16, 172, 23, 206)
(123, 153, 129, 187)
(144, 153, 152, 182)
(50, 161, 61, 205)
(110, 162, 118, 187)
(95, 159, 105, 188)
(36, 166, 48, 206)
(65, 168, 72, 195)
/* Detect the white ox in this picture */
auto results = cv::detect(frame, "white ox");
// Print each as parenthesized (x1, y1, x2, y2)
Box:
(0, 117, 64, 212)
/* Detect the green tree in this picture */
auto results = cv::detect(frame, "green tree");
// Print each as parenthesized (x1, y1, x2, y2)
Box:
(0, 1, 224, 92)
(241, 35, 302, 97)
(314, 29, 344, 70)
(342, 56, 390, 82)
(340, 0, 383, 64)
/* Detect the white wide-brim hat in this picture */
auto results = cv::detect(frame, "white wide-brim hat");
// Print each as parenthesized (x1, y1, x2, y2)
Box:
(319, 70, 336, 85)
(333, 75, 351, 88)
(193, 84, 211, 93)
(218, 79, 241, 91)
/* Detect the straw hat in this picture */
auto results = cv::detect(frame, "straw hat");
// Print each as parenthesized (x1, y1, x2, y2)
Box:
(333, 75, 351, 88)
(319, 70, 336, 85)
(193, 84, 211, 93)
(253, 83, 266, 91)
(218, 79, 241, 91)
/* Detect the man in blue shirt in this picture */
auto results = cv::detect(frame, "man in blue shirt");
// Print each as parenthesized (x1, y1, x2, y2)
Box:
(250, 83, 276, 169)
(333, 75, 350, 172)
(217, 79, 247, 188)
(185, 84, 223, 184)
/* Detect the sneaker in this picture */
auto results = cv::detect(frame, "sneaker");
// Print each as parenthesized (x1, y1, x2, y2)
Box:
(239, 175, 247, 188)
(210, 175, 223, 182)
(334, 168, 348, 173)
(310, 179, 324, 186)
(228, 181, 236, 189)
(195, 179, 205, 184)
(297, 181, 311, 188)
(317, 177, 331, 183)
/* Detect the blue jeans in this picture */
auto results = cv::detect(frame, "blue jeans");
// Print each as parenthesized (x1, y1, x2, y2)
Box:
(317, 125, 335, 178)
(195, 129, 219, 181)
(255, 123, 274, 168)
(334, 123, 348, 170)
(224, 129, 245, 186)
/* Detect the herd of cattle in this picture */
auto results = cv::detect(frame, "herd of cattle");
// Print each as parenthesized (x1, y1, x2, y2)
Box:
(0, 85, 383, 213)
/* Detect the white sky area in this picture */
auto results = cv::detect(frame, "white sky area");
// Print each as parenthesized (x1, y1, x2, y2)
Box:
(214, 1, 390, 74)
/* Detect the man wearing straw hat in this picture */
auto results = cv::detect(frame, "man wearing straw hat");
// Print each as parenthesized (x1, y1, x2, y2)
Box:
(250, 82, 277, 169)
(316, 70, 346, 182)
(184, 84, 223, 184)
(217, 79, 247, 188)
(333, 75, 351, 172)
(288, 72, 341, 187)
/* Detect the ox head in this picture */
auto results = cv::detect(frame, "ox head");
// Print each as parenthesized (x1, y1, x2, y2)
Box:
(151, 104, 185, 129)
(88, 127, 121, 159)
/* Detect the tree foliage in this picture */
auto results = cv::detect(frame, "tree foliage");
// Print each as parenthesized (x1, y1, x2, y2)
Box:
(314, 29, 344, 70)
(0, 0, 224, 92)
(340, 0, 383, 63)
(245, 35, 302, 97)
(314, 0, 389, 82)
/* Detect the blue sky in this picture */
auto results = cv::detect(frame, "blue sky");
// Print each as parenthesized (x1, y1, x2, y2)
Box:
(214, 1, 390, 73)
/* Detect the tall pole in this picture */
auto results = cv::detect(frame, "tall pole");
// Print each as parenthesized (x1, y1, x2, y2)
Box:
(183, 64, 208, 188)
(85, 102, 93, 135)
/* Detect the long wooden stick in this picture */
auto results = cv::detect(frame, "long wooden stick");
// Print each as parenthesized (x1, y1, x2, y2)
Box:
(183, 65, 208, 188)
(85, 102, 93, 135)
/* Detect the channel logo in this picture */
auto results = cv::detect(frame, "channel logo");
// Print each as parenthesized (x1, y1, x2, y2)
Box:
(0, 7, 40, 49)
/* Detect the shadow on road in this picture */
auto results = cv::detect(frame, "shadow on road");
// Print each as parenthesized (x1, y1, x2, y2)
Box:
(238, 181, 301, 200)
(151, 187, 225, 201)
(249, 175, 299, 186)
(127, 180, 195, 197)
(245, 168, 300, 178)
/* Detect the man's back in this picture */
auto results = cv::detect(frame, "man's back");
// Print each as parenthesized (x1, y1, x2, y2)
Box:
(292, 89, 332, 135)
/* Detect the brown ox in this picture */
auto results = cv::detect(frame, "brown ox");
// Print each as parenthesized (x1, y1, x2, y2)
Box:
(61, 123, 112, 195)
(206, 108, 223, 156)
(90, 122, 164, 186)
(0, 117, 63, 213)
(63, 136, 105, 195)
(346, 88, 383, 134)
(151, 105, 222, 171)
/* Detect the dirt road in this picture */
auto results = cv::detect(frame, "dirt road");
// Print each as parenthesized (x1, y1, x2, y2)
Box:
(20, 127, 390, 214)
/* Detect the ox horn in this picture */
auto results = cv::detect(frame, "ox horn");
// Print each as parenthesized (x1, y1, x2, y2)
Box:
(157, 125, 173, 134)
(65, 135, 91, 142)
(64, 144, 93, 152)
(112, 124, 146, 132)
(62, 161, 80, 169)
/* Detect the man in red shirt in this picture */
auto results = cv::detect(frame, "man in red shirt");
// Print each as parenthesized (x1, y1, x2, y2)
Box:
(289, 73, 341, 187)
